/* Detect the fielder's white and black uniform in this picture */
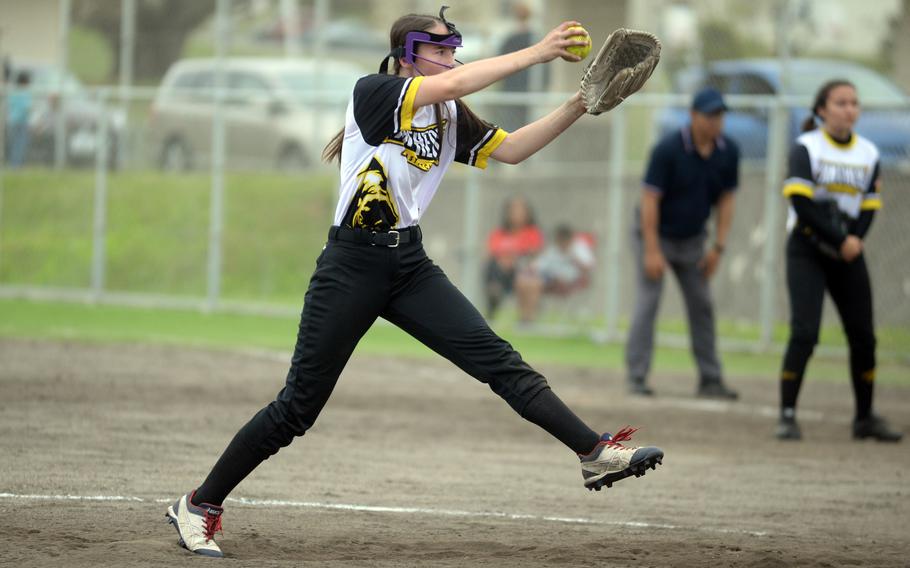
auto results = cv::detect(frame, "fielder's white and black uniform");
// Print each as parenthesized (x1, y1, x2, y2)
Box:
(191, 74, 602, 505)
(780, 128, 881, 420)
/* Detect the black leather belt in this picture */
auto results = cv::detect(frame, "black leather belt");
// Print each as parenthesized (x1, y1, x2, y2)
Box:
(328, 225, 422, 248)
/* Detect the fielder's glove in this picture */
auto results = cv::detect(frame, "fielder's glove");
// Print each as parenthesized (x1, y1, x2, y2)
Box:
(580, 28, 661, 115)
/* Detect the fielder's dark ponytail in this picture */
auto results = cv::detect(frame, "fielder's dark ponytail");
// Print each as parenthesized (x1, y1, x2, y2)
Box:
(799, 115, 816, 133)
(802, 79, 855, 132)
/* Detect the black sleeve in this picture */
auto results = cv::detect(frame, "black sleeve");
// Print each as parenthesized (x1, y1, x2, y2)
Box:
(453, 99, 507, 169)
(851, 161, 881, 238)
(791, 195, 847, 247)
(867, 161, 881, 193)
(788, 143, 813, 180)
(850, 210, 875, 238)
(781, 144, 816, 201)
(352, 74, 419, 146)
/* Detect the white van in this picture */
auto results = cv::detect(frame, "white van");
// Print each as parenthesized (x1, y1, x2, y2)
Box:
(149, 58, 367, 171)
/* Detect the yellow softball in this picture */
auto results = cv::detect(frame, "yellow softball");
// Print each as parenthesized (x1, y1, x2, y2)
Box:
(566, 26, 592, 60)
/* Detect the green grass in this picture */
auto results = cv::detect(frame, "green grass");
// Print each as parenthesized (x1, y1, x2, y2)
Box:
(657, 316, 910, 354)
(0, 299, 907, 386)
(490, 307, 910, 358)
(0, 169, 335, 303)
(0, 170, 97, 287)
(69, 26, 114, 85)
(2, 168, 908, 356)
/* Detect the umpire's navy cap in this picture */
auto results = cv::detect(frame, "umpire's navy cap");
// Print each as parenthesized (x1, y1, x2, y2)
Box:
(692, 87, 728, 114)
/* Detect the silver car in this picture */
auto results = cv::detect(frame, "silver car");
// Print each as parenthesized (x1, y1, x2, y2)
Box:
(149, 57, 367, 171)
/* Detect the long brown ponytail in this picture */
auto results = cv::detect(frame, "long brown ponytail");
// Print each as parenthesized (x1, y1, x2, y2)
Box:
(801, 79, 855, 132)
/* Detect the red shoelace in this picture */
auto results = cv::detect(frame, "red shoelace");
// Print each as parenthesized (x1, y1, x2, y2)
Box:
(203, 510, 223, 541)
(605, 426, 638, 447)
(579, 426, 640, 457)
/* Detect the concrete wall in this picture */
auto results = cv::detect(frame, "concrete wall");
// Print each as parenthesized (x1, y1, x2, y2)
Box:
(0, 0, 61, 66)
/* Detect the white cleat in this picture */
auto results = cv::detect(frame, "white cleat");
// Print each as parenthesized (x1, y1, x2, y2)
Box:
(165, 491, 224, 557)
(579, 427, 664, 491)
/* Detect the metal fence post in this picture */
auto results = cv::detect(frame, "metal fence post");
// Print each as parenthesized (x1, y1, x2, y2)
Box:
(54, 0, 71, 170)
(207, 0, 230, 311)
(280, 0, 302, 58)
(759, 0, 794, 351)
(759, 100, 788, 351)
(0, 153, 3, 285)
(118, 0, 136, 169)
(91, 88, 110, 300)
(604, 106, 627, 341)
(0, 76, 5, 280)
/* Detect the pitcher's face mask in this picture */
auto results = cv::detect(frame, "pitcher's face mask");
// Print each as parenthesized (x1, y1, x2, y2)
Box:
(379, 6, 463, 74)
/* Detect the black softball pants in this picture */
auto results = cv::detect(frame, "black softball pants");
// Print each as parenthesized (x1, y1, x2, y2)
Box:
(194, 228, 598, 505)
(780, 232, 876, 420)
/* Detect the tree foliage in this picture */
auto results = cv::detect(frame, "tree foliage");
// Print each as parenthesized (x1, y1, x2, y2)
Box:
(699, 19, 770, 63)
(72, 0, 216, 81)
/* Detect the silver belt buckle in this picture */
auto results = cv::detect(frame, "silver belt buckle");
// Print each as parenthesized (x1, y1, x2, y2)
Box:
(387, 230, 400, 248)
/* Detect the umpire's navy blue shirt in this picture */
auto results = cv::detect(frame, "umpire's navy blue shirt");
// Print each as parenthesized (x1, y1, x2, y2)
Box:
(643, 127, 740, 239)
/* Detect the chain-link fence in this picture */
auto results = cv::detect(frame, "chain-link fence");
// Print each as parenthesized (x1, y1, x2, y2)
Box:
(1, 0, 908, 355)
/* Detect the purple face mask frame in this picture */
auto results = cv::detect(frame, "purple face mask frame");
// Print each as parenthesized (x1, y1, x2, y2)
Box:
(378, 6, 463, 74)
(403, 30, 462, 69)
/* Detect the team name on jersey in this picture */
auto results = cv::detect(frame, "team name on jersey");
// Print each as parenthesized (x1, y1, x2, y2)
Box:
(383, 120, 447, 172)
(783, 129, 881, 230)
(816, 158, 869, 193)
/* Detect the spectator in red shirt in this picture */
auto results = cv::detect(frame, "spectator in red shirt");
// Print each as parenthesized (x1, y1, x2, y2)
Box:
(485, 196, 544, 319)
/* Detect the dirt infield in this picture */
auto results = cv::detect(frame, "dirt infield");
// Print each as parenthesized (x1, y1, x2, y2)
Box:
(1, 337, 908, 567)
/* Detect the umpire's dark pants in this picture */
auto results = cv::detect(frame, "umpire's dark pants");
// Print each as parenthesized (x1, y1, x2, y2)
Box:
(237, 226, 550, 459)
(626, 228, 722, 383)
(781, 232, 876, 417)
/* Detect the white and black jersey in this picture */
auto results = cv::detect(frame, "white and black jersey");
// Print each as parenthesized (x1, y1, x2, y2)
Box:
(783, 128, 882, 234)
(333, 74, 508, 230)
(778, 131, 883, 429)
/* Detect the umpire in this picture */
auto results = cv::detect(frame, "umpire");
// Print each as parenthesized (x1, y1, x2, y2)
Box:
(626, 87, 739, 398)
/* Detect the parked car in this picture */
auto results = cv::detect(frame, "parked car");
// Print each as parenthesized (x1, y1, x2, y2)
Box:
(657, 59, 910, 168)
(5, 61, 125, 167)
(149, 58, 367, 171)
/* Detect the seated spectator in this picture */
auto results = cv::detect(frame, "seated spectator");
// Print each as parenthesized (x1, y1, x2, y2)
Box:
(485, 196, 544, 319)
(515, 224, 595, 323)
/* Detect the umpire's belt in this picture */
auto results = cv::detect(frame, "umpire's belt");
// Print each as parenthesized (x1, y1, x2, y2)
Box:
(328, 225, 422, 248)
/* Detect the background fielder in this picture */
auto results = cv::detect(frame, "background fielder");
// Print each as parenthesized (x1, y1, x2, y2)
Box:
(776, 79, 902, 443)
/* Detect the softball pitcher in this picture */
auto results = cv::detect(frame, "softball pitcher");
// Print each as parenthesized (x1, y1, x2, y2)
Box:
(776, 79, 902, 443)
(164, 8, 663, 557)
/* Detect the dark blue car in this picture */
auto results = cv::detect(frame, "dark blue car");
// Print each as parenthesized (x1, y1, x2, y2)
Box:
(657, 58, 910, 169)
